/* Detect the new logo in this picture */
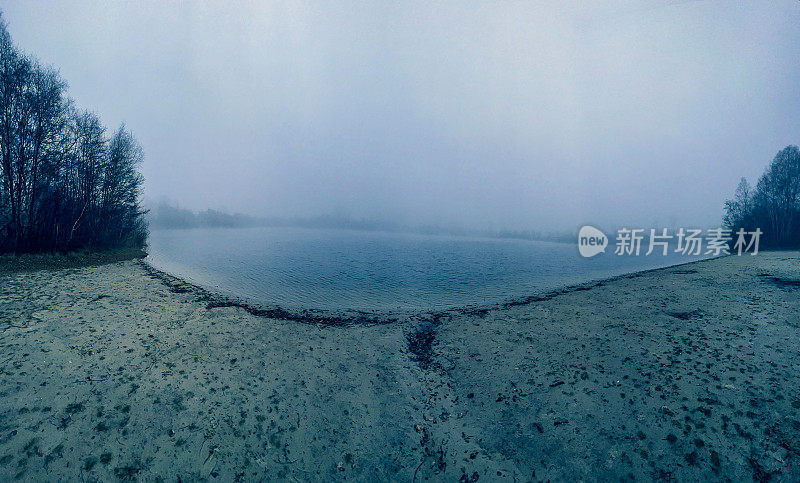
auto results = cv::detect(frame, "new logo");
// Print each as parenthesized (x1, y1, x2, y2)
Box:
(578, 225, 607, 258)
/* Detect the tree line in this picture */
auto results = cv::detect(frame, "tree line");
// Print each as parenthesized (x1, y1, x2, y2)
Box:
(724, 145, 800, 249)
(150, 202, 259, 230)
(0, 12, 146, 254)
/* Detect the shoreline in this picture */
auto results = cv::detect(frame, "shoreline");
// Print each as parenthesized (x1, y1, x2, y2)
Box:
(137, 260, 399, 327)
(139, 253, 720, 326)
(1, 251, 799, 480)
(138, 255, 723, 371)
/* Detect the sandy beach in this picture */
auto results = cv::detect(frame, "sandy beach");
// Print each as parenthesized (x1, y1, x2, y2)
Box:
(1, 252, 799, 481)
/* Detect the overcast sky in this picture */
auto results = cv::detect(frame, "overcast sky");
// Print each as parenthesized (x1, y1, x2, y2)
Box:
(2, 1, 798, 231)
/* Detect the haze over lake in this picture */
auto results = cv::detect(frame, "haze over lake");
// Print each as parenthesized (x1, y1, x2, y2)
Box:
(147, 227, 707, 312)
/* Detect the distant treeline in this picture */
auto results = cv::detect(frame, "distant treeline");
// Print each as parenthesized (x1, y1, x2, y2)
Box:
(149, 201, 571, 243)
(0, 13, 146, 254)
(150, 202, 433, 232)
(149, 203, 258, 230)
(724, 145, 800, 248)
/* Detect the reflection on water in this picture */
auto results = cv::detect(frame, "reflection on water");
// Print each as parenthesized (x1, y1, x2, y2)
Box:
(146, 227, 705, 312)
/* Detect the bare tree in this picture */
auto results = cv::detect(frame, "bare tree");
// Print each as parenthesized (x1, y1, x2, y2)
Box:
(724, 145, 800, 248)
(0, 12, 147, 253)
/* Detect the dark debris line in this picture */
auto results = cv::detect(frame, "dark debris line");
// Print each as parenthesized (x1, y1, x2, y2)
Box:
(137, 260, 397, 327)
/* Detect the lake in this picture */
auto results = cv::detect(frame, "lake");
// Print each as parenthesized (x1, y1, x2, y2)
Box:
(146, 227, 706, 313)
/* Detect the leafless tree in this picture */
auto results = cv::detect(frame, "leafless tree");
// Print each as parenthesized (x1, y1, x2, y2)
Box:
(724, 145, 800, 248)
(0, 12, 146, 253)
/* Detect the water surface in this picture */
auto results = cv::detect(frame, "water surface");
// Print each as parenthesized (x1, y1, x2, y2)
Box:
(146, 227, 705, 313)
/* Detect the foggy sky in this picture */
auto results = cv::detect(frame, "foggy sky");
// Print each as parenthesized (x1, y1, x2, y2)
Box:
(3, 1, 799, 231)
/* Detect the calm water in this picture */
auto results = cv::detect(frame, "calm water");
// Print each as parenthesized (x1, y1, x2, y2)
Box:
(146, 227, 705, 313)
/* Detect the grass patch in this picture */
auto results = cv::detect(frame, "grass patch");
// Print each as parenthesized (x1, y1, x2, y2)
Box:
(44, 444, 63, 466)
(666, 310, 703, 321)
(0, 248, 146, 274)
(768, 276, 800, 289)
(84, 457, 98, 471)
(64, 402, 85, 414)
(114, 457, 144, 481)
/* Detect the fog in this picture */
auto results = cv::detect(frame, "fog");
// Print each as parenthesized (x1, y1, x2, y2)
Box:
(3, 1, 798, 232)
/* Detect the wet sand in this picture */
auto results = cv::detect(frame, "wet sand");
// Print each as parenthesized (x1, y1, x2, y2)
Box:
(0, 252, 798, 481)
